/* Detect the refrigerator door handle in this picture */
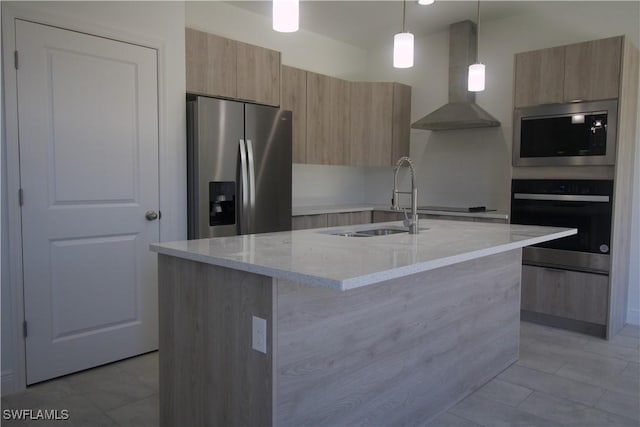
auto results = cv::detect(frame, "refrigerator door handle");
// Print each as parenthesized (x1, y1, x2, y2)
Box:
(246, 139, 256, 233)
(239, 139, 249, 234)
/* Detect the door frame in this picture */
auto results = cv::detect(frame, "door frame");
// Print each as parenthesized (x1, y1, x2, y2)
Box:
(1, 4, 177, 393)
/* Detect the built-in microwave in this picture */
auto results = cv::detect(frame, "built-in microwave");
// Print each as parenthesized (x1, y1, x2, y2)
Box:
(513, 100, 618, 167)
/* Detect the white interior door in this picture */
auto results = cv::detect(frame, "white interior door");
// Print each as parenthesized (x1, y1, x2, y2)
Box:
(15, 19, 160, 384)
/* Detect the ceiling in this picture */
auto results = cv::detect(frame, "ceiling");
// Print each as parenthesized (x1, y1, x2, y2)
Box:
(226, 1, 536, 49)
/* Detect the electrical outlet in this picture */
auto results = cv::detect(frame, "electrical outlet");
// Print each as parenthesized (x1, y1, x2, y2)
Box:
(252, 316, 267, 354)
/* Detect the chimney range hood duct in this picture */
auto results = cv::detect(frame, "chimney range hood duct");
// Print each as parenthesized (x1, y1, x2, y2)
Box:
(412, 20, 500, 131)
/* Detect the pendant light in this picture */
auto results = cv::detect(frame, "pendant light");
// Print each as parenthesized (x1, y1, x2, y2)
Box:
(273, 0, 299, 33)
(393, 0, 414, 68)
(468, 0, 485, 91)
(418, 0, 435, 5)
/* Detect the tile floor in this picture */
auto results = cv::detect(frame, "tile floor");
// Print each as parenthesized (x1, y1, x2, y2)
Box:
(2, 321, 639, 426)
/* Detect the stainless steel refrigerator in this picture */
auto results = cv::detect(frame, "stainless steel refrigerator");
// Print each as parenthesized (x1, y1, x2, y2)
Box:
(187, 96, 292, 239)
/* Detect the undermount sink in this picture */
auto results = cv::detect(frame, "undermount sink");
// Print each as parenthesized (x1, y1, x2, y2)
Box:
(356, 228, 408, 236)
(324, 227, 419, 237)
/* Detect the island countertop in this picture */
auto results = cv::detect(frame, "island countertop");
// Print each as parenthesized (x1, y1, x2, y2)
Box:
(150, 220, 576, 291)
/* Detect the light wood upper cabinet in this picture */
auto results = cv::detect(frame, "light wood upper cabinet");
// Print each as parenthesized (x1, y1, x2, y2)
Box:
(185, 28, 236, 99)
(306, 72, 350, 165)
(391, 83, 411, 163)
(185, 28, 281, 106)
(564, 36, 622, 102)
(514, 36, 623, 108)
(281, 66, 307, 163)
(514, 46, 565, 108)
(349, 82, 393, 167)
(349, 82, 411, 167)
(236, 41, 280, 106)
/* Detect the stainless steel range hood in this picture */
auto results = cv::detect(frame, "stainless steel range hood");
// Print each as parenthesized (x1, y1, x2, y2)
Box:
(412, 20, 500, 131)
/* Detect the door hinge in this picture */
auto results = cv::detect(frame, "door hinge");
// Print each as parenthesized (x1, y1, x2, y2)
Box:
(14, 50, 18, 70)
(158, 210, 162, 220)
(18, 188, 24, 206)
(23, 321, 28, 338)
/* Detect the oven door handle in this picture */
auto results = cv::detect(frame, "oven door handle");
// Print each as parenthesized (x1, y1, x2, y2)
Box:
(513, 193, 610, 203)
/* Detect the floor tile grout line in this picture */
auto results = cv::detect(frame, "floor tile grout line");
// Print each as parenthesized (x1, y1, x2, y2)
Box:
(579, 349, 639, 364)
(447, 407, 493, 427)
(103, 392, 158, 415)
(590, 387, 640, 423)
(514, 388, 640, 426)
(497, 370, 609, 408)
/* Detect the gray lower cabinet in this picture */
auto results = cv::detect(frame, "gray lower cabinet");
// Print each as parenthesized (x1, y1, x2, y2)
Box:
(373, 211, 508, 224)
(521, 265, 609, 326)
(327, 211, 371, 227)
(292, 214, 328, 230)
(296, 210, 506, 230)
(292, 211, 372, 230)
(372, 211, 404, 223)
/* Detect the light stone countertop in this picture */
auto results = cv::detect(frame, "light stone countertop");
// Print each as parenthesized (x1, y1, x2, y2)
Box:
(292, 204, 509, 221)
(151, 220, 575, 291)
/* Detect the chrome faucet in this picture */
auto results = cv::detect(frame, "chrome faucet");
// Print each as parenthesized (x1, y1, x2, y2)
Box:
(392, 156, 419, 234)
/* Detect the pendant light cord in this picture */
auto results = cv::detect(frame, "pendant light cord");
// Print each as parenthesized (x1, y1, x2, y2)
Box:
(402, 0, 407, 33)
(476, 0, 480, 58)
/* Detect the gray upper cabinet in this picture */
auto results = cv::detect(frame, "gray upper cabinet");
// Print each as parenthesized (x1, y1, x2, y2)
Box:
(185, 28, 281, 106)
(349, 82, 411, 167)
(514, 36, 622, 108)
(514, 46, 565, 108)
(306, 72, 350, 165)
(186, 29, 411, 165)
(186, 28, 237, 99)
(281, 65, 307, 163)
(391, 83, 411, 163)
(236, 41, 281, 106)
(563, 36, 622, 102)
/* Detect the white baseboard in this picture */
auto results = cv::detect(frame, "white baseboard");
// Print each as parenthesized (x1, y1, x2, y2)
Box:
(626, 308, 640, 326)
(1, 370, 19, 396)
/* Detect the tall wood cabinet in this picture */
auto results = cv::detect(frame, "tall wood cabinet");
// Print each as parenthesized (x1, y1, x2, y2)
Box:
(514, 36, 622, 108)
(513, 35, 638, 338)
(185, 28, 280, 106)
(349, 82, 411, 167)
(306, 72, 350, 165)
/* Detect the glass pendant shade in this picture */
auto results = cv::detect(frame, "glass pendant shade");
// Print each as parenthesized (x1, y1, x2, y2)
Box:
(273, 0, 299, 33)
(393, 32, 414, 68)
(468, 63, 485, 92)
(418, 0, 435, 5)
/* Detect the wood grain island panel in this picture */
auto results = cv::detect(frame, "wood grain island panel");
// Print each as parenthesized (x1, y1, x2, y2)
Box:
(158, 249, 522, 426)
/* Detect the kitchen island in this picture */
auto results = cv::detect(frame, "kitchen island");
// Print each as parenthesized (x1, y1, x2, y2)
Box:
(151, 220, 575, 427)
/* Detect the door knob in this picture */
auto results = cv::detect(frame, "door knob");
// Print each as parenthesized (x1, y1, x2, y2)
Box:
(145, 210, 159, 221)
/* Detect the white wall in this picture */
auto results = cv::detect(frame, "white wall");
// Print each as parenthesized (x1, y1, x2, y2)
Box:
(1, 0, 186, 393)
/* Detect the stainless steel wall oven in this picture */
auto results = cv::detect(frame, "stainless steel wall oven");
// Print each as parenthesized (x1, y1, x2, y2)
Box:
(510, 179, 613, 274)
